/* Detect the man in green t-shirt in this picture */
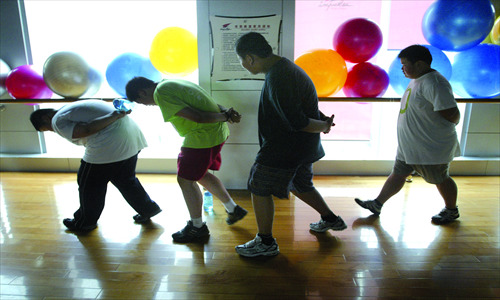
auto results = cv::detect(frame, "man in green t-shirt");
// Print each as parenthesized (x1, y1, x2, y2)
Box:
(126, 77, 247, 242)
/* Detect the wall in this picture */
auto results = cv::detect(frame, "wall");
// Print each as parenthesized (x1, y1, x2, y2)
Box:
(463, 103, 500, 157)
(0, 0, 44, 154)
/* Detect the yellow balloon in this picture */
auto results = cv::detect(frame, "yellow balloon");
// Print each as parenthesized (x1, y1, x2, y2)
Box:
(490, 17, 500, 45)
(150, 27, 198, 76)
(295, 49, 347, 97)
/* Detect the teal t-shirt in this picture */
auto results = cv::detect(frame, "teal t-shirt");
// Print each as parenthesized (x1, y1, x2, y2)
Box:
(154, 79, 229, 148)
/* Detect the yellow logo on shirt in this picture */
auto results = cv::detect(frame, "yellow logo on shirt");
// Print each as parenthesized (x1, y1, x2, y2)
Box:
(400, 88, 411, 114)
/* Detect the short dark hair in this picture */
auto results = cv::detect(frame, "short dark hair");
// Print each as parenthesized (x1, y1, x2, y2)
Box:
(30, 108, 56, 131)
(125, 77, 156, 101)
(398, 45, 432, 65)
(235, 32, 273, 58)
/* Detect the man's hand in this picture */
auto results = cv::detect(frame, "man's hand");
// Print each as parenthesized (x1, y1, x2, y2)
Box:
(323, 114, 335, 134)
(226, 107, 242, 123)
(113, 110, 131, 119)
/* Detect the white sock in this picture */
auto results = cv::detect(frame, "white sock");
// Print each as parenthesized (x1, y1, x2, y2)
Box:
(191, 217, 204, 228)
(222, 199, 237, 213)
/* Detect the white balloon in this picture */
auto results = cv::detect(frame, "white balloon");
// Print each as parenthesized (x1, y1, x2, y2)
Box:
(0, 58, 12, 96)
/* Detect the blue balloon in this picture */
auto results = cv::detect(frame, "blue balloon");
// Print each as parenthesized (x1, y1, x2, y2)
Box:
(422, 0, 495, 51)
(106, 53, 162, 97)
(388, 45, 452, 96)
(450, 44, 500, 98)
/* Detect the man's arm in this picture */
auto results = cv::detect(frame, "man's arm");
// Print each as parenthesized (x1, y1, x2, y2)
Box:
(175, 106, 241, 123)
(300, 114, 335, 133)
(438, 107, 460, 124)
(72, 111, 129, 139)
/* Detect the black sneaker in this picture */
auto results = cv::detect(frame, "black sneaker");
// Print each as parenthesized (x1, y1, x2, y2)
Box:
(172, 221, 210, 243)
(226, 205, 248, 225)
(432, 207, 459, 224)
(63, 218, 97, 232)
(354, 198, 382, 215)
(133, 207, 162, 224)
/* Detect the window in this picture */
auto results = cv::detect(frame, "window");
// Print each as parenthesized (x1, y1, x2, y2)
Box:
(295, 0, 465, 159)
(24, 0, 198, 157)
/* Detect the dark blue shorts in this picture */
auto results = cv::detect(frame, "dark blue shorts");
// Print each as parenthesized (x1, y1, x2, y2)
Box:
(247, 162, 315, 199)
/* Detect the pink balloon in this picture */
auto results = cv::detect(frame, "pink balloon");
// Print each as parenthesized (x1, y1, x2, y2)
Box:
(333, 18, 383, 63)
(343, 62, 389, 98)
(5, 65, 53, 99)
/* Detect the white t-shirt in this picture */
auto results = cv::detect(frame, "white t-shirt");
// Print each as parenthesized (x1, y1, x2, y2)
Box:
(396, 71, 460, 164)
(52, 100, 147, 164)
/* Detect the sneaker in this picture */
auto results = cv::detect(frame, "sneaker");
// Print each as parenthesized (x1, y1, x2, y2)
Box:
(310, 216, 347, 232)
(355, 198, 382, 215)
(172, 221, 210, 243)
(133, 207, 162, 224)
(63, 218, 97, 232)
(226, 205, 248, 225)
(235, 235, 279, 257)
(432, 207, 459, 224)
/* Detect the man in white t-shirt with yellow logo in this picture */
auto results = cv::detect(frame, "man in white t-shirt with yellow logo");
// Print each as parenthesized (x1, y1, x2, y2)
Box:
(355, 45, 461, 225)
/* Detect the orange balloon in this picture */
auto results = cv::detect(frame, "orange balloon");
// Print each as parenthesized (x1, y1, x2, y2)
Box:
(295, 49, 347, 97)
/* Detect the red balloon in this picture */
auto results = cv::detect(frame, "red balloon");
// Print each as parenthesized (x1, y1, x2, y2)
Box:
(343, 62, 389, 98)
(5, 65, 53, 99)
(333, 18, 383, 63)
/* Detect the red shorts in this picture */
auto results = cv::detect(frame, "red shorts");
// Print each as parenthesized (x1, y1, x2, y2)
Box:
(177, 142, 224, 181)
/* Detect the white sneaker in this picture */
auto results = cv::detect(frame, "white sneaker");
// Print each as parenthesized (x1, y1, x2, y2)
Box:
(310, 216, 347, 232)
(235, 235, 279, 257)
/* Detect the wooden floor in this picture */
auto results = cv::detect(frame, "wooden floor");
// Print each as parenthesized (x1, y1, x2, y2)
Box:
(0, 172, 498, 300)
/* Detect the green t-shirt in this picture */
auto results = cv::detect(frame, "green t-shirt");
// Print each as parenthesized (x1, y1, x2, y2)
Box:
(154, 79, 229, 148)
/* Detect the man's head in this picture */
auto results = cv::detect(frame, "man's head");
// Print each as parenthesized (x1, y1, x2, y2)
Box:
(235, 32, 274, 75)
(398, 45, 433, 79)
(125, 77, 157, 105)
(30, 109, 56, 132)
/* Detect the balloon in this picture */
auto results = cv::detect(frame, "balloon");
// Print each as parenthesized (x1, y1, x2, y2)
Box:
(43, 51, 101, 98)
(295, 49, 347, 97)
(5, 65, 53, 99)
(149, 27, 198, 76)
(333, 18, 383, 63)
(491, 17, 500, 45)
(106, 52, 162, 97)
(422, 0, 495, 51)
(450, 44, 500, 98)
(81, 67, 102, 98)
(343, 62, 389, 98)
(0, 59, 11, 96)
(388, 45, 452, 96)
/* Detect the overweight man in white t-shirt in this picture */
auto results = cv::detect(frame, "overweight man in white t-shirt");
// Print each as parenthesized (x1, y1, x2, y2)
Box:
(355, 45, 461, 225)
(30, 100, 162, 231)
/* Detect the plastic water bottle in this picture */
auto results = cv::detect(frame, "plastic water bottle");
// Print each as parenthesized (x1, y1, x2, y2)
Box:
(203, 191, 213, 213)
(113, 98, 135, 112)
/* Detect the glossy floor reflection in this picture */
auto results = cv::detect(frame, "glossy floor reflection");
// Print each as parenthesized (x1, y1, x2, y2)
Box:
(0, 172, 499, 299)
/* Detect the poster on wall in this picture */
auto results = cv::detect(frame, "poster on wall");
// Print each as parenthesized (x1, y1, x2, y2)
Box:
(210, 15, 281, 81)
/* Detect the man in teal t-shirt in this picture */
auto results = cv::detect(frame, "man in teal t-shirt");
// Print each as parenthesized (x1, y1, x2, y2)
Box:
(126, 77, 247, 243)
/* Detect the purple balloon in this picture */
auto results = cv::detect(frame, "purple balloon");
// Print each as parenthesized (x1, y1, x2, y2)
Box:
(343, 62, 389, 98)
(5, 65, 53, 99)
(333, 18, 383, 63)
